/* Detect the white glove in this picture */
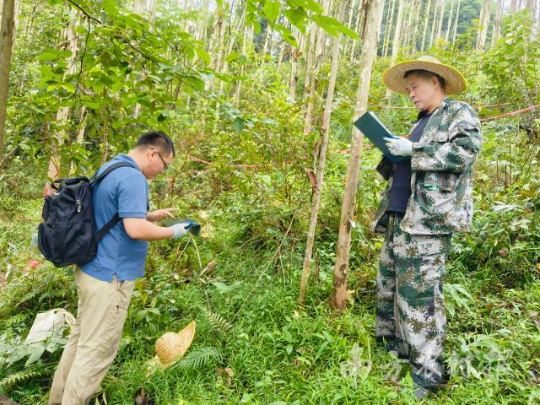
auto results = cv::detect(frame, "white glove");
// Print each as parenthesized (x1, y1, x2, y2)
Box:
(384, 137, 413, 156)
(169, 222, 190, 239)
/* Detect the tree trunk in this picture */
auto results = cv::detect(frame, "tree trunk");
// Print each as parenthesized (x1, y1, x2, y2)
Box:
(429, 0, 439, 47)
(45, 12, 80, 188)
(436, 0, 446, 41)
(445, 0, 455, 42)
(134, 0, 146, 14)
(376, 0, 386, 50)
(298, 1, 345, 306)
(331, 0, 383, 310)
(420, 0, 432, 51)
(385, 0, 405, 100)
(452, 0, 461, 42)
(303, 0, 330, 136)
(289, 26, 299, 102)
(509, 0, 517, 13)
(383, 0, 396, 57)
(402, 0, 414, 49)
(219, 7, 246, 95)
(410, 0, 422, 50)
(276, 38, 285, 69)
(390, 0, 405, 63)
(234, 24, 252, 106)
(262, 29, 270, 54)
(476, 0, 492, 50)
(302, 20, 317, 96)
(148, 0, 158, 22)
(491, 0, 503, 44)
(345, 0, 357, 59)
(0, 0, 16, 164)
(349, 0, 364, 61)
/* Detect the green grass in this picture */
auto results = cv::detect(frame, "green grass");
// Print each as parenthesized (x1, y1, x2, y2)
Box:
(1, 191, 539, 404)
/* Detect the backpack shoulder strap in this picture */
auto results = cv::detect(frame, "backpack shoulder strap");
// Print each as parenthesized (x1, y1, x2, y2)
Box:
(93, 161, 138, 241)
(96, 213, 122, 241)
(92, 162, 137, 185)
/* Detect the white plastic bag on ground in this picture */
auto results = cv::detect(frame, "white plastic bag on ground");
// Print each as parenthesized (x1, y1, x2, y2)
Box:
(24, 309, 76, 345)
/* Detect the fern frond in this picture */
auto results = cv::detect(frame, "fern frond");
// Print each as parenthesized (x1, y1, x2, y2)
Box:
(175, 347, 223, 369)
(16, 290, 40, 306)
(0, 369, 44, 389)
(2, 313, 29, 328)
(201, 307, 232, 333)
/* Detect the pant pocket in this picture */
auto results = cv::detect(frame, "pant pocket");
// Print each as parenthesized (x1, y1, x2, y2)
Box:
(96, 284, 133, 356)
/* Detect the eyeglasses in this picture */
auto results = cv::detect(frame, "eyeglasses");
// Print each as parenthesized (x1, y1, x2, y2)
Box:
(152, 149, 169, 171)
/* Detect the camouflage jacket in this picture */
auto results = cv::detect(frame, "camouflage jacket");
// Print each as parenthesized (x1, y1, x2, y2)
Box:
(372, 96, 483, 235)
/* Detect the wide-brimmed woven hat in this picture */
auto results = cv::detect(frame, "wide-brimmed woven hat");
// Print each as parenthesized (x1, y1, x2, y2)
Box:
(382, 55, 467, 95)
(148, 321, 196, 369)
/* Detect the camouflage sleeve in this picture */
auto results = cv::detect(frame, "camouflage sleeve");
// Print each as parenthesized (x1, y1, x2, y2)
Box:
(411, 104, 482, 173)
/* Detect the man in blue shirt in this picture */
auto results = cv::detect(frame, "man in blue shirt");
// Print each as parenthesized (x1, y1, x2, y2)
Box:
(49, 131, 189, 405)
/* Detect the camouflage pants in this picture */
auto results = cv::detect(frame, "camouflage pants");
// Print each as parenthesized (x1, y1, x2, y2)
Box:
(375, 212, 451, 388)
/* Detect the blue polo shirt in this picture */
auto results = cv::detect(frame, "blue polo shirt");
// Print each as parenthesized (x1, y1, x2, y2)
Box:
(81, 154, 149, 282)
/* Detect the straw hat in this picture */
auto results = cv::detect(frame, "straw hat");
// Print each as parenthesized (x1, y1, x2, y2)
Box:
(382, 55, 467, 95)
(148, 321, 196, 369)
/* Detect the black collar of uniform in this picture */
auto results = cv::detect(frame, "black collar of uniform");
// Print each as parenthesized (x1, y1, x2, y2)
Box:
(411, 109, 432, 124)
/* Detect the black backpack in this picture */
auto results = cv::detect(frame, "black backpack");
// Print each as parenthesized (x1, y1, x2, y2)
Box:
(38, 162, 136, 267)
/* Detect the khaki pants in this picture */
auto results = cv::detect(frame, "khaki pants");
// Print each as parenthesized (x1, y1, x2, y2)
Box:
(49, 268, 135, 405)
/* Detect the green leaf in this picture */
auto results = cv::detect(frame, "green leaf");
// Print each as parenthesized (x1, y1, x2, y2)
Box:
(185, 75, 205, 91)
(252, 19, 262, 34)
(286, 0, 323, 13)
(233, 118, 245, 133)
(213, 280, 243, 293)
(312, 15, 359, 39)
(135, 309, 147, 322)
(184, 45, 195, 60)
(263, 1, 281, 22)
(237, 54, 249, 65)
(195, 47, 211, 64)
(283, 8, 308, 33)
(226, 51, 240, 62)
(102, 0, 119, 17)
(271, 23, 299, 47)
(37, 48, 72, 61)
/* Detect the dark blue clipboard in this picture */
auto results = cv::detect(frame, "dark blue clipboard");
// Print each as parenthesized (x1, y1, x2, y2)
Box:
(353, 112, 407, 163)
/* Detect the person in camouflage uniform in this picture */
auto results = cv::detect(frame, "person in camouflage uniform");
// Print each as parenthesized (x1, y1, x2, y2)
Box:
(372, 56, 483, 398)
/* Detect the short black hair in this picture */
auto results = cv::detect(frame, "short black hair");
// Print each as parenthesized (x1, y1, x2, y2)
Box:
(404, 69, 446, 91)
(136, 131, 175, 157)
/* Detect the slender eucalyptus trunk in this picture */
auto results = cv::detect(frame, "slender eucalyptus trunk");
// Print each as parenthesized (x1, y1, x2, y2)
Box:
(436, 0, 446, 41)
(299, 1, 346, 306)
(491, 0, 503, 45)
(331, 0, 384, 310)
(0, 0, 16, 164)
(45, 12, 79, 188)
(429, 0, 440, 47)
(385, 0, 405, 100)
(452, 0, 461, 42)
(383, 0, 396, 57)
(445, 0, 455, 42)
(476, 0, 492, 50)
(420, 0, 431, 51)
